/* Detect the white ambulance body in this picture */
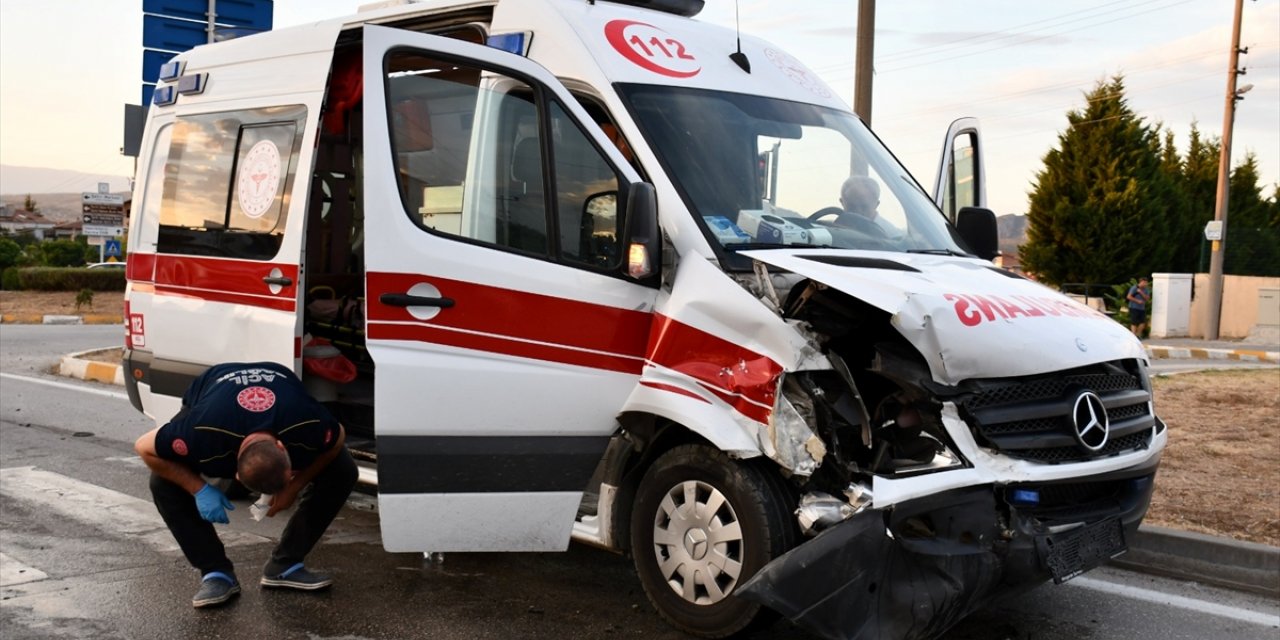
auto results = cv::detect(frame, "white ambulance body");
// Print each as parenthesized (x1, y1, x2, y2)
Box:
(124, 1, 1165, 637)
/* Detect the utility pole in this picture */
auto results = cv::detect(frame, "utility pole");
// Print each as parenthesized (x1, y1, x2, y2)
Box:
(853, 0, 875, 124)
(1204, 0, 1247, 340)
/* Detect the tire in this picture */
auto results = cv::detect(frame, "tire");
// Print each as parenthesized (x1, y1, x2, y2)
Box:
(630, 444, 798, 638)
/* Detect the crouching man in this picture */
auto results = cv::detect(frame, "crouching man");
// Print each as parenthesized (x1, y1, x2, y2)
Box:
(134, 362, 357, 608)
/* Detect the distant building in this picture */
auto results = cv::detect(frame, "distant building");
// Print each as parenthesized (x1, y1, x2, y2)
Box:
(0, 206, 57, 240)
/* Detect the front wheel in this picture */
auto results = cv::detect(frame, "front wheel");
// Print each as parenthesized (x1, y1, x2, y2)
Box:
(630, 444, 798, 638)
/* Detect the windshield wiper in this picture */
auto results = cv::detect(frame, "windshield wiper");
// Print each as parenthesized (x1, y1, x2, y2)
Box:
(724, 242, 828, 252)
(906, 248, 971, 257)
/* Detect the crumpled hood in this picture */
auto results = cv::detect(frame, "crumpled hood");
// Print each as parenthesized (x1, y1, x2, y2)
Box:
(741, 249, 1147, 385)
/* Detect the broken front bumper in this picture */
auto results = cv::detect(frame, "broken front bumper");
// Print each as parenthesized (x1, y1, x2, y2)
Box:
(738, 458, 1158, 640)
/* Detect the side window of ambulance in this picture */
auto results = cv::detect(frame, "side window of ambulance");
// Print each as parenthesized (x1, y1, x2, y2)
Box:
(157, 106, 306, 260)
(385, 53, 625, 270)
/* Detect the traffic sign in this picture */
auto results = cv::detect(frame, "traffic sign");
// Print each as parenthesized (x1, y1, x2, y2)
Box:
(105, 240, 123, 258)
(143, 49, 176, 83)
(83, 212, 125, 226)
(1204, 220, 1224, 241)
(84, 226, 125, 237)
(83, 193, 125, 206)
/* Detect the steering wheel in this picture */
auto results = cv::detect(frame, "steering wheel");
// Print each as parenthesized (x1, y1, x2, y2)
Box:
(809, 207, 889, 237)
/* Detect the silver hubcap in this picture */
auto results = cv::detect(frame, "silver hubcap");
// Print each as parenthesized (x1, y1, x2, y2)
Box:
(652, 480, 744, 605)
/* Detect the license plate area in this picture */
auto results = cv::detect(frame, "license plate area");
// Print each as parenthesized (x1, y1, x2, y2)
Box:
(1039, 517, 1126, 584)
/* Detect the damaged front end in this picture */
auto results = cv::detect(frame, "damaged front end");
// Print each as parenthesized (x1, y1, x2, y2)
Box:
(725, 257, 1163, 640)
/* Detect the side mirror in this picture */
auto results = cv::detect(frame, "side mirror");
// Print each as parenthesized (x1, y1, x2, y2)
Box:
(956, 206, 998, 261)
(622, 182, 660, 281)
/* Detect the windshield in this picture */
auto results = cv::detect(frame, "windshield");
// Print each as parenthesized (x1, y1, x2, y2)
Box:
(618, 85, 968, 264)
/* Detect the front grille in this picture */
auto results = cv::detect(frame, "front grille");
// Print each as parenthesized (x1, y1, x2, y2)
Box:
(960, 361, 1156, 464)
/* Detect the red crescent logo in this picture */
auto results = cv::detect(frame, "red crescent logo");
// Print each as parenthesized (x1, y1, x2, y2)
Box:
(237, 386, 277, 413)
(605, 19, 701, 79)
(172, 438, 189, 456)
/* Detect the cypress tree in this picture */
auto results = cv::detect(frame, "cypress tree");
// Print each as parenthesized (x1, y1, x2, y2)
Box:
(1175, 124, 1221, 272)
(1021, 77, 1178, 285)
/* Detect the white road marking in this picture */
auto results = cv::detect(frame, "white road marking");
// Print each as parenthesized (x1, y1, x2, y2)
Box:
(0, 372, 129, 401)
(104, 456, 147, 468)
(0, 467, 269, 553)
(0, 552, 49, 587)
(1073, 576, 1280, 627)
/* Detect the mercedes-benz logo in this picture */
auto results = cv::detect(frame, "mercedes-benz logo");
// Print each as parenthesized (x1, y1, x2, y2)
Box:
(1072, 391, 1110, 451)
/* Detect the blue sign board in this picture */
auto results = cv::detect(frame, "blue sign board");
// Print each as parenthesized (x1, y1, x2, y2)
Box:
(105, 240, 123, 258)
(143, 14, 209, 52)
(142, 49, 176, 84)
(143, 0, 272, 31)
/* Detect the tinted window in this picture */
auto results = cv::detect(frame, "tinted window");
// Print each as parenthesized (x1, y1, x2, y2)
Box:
(385, 52, 625, 270)
(158, 106, 306, 259)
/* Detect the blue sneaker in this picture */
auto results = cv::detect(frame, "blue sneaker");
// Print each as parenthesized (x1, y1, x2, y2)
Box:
(192, 572, 240, 608)
(260, 563, 333, 591)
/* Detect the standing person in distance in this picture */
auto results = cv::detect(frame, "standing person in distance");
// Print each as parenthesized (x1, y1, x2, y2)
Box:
(1126, 277, 1152, 337)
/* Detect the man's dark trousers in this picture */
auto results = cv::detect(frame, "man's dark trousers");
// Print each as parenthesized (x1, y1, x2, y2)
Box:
(150, 448, 358, 577)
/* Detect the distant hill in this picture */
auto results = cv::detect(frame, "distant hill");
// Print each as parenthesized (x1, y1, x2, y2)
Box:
(997, 214, 1027, 257)
(1, 193, 128, 224)
(0, 165, 132, 197)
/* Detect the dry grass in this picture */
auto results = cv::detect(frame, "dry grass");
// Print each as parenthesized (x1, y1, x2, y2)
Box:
(1146, 369, 1280, 546)
(0, 290, 124, 315)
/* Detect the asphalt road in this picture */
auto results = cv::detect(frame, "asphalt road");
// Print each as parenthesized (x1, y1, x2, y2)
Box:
(1, 325, 1277, 639)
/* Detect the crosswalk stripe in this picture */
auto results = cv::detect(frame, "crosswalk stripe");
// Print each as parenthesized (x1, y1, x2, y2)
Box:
(0, 467, 270, 553)
(0, 552, 49, 587)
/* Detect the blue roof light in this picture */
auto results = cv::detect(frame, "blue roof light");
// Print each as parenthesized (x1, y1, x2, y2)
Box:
(153, 85, 177, 106)
(486, 32, 529, 56)
(158, 60, 185, 82)
(177, 72, 207, 95)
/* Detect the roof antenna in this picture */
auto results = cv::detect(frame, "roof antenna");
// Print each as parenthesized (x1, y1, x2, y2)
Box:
(730, 0, 751, 73)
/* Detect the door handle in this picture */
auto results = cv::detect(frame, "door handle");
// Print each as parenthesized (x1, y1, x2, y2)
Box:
(380, 293, 455, 308)
(262, 276, 293, 286)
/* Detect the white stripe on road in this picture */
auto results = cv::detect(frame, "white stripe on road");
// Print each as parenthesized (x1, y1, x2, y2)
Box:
(0, 372, 129, 401)
(0, 552, 49, 587)
(0, 467, 269, 553)
(1073, 576, 1280, 627)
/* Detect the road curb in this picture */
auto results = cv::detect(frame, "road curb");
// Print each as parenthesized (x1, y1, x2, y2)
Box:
(1145, 344, 1280, 362)
(0, 314, 122, 325)
(59, 349, 125, 386)
(1113, 525, 1280, 598)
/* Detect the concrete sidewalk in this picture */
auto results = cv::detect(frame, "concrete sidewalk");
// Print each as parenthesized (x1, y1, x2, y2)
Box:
(55, 349, 1279, 598)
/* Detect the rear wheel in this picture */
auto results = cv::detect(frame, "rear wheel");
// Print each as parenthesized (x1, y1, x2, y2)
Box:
(630, 444, 798, 638)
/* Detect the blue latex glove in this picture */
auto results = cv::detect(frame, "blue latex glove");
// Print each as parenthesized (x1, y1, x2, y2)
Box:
(195, 484, 235, 524)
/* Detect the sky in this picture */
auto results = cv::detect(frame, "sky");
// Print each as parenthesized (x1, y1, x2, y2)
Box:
(0, 0, 1276, 216)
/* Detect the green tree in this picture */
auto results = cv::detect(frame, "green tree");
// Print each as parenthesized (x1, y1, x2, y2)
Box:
(1021, 77, 1178, 285)
(1223, 154, 1279, 275)
(38, 239, 87, 267)
(1176, 124, 1222, 271)
(0, 237, 20, 270)
(22, 194, 38, 213)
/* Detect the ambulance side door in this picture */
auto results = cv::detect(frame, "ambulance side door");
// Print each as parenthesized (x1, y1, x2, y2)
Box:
(362, 26, 657, 552)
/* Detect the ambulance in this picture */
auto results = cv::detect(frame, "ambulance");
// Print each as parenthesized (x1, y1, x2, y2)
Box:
(123, 1, 1165, 637)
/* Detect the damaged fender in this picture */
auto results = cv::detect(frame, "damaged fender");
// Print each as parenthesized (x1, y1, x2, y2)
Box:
(621, 255, 831, 471)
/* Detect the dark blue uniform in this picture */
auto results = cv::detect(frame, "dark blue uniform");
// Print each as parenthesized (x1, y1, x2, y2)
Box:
(154, 362, 340, 477)
(147, 362, 357, 580)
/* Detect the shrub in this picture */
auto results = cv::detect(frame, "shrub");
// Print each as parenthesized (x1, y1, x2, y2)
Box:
(0, 237, 20, 270)
(38, 240, 88, 267)
(13, 267, 126, 291)
(75, 289, 95, 311)
(1, 267, 19, 291)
